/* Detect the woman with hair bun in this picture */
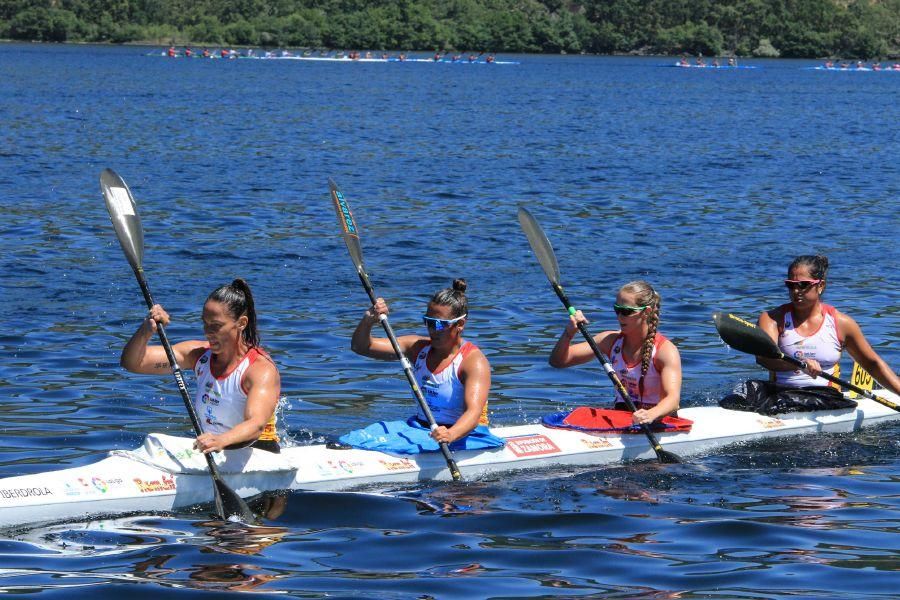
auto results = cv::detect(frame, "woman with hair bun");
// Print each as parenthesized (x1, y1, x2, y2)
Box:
(756, 255, 900, 394)
(342, 278, 503, 452)
(120, 278, 281, 454)
(548, 280, 682, 426)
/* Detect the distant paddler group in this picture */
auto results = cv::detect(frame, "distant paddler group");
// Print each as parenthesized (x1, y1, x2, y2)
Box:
(818, 60, 900, 71)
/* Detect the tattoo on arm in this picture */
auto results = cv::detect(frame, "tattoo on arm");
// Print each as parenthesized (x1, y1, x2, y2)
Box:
(155, 361, 170, 370)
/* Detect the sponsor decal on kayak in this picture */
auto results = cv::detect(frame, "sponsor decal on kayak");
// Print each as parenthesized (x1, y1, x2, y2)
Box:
(134, 474, 176, 493)
(757, 417, 785, 429)
(1, 486, 53, 499)
(64, 476, 126, 495)
(379, 458, 415, 472)
(506, 434, 561, 457)
(317, 459, 364, 476)
(579, 437, 613, 449)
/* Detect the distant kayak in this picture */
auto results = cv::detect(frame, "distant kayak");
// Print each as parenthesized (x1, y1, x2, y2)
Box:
(803, 65, 900, 72)
(252, 55, 520, 65)
(667, 62, 759, 70)
(146, 50, 519, 65)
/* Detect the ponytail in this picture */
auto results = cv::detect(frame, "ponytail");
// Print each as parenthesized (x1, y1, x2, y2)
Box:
(207, 278, 260, 347)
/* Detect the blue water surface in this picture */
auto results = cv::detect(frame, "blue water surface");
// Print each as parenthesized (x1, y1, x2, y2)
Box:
(0, 44, 899, 597)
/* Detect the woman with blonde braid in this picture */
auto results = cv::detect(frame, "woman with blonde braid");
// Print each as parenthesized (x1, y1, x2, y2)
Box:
(549, 280, 682, 426)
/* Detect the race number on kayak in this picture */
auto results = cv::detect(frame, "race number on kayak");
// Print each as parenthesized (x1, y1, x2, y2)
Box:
(848, 362, 875, 398)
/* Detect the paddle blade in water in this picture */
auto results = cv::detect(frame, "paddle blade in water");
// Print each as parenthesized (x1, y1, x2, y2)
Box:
(101, 168, 144, 271)
(329, 178, 365, 272)
(518, 206, 561, 285)
(712, 312, 782, 359)
(215, 479, 257, 523)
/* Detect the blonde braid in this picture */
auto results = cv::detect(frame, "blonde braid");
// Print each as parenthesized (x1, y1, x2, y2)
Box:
(640, 292, 660, 378)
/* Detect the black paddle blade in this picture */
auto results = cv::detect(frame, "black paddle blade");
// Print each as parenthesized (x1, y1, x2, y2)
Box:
(656, 447, 681, 464)
(328, 178, 366, 272)
(517, 206, 561, 285)
(215, 478, 257, 523)
(712, 312, 783, 359)
(100, 168, 144, 272)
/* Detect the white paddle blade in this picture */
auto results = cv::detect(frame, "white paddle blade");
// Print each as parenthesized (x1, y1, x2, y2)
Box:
(517, 206, 561, 285)
(101, 168, 144, 271)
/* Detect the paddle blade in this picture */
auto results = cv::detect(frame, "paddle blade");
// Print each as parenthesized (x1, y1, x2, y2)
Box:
(712, 312, 783, 359)
(656, 448, 681, 464)
(517, 206, 561, 285)
(101, 168, 144, 271)
(329, 178, 365, 272)
(215, 478, 257, 523)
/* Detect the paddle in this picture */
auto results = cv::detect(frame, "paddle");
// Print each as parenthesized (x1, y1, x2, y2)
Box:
(517, 207, 681, 464)
(712, 312, 900, 412)
(328, 178, 463, 481)
(100, 168, 257, 522)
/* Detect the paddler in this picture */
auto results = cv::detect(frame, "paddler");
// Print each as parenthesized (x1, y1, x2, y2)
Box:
(120, 279, 282, 455)
(549, 280, 682, 426)
(754, 255, 900, 397)
(339, 279, 504, 453)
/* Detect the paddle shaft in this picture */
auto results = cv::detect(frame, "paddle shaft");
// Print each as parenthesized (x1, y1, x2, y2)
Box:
(777, 353, 900, 411)
(356, 268, 463, 481)
(550, 282, 677, 462)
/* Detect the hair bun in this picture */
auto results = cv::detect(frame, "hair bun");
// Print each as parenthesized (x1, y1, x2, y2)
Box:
(452, 278, 467, 293)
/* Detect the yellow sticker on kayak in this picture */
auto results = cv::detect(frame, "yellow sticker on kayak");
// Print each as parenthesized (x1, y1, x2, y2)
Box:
(848, 362, 874, 398)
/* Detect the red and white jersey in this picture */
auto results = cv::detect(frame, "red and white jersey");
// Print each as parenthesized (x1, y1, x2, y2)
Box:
(775, 303, 842, 388)
(412, 340, 488, 426)
(193, 347, 278, 440)
(606, 333, 668, 407)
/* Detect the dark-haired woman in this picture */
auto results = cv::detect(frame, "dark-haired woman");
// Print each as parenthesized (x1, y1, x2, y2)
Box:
(121, 279, 281, 454)
(341, 279, 503, 452)
(756, 255, 900, 394)
(549, 280, 682, 425)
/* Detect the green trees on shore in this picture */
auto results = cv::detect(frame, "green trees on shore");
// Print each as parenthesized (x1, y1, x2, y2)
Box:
(1, 0, 898, 59)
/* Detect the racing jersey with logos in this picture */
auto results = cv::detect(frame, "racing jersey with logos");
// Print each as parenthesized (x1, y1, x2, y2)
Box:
(412, 340, 489, 426)
(607, 333, 667, 407)
(775, 303, 842, 388)
(193, 347, 278, 441)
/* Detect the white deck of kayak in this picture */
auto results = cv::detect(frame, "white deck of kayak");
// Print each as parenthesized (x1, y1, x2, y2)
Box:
(1, 393, 898, 530)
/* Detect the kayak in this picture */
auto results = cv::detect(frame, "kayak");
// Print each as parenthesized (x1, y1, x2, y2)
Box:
(668, 63, 759, 69)
(803, 66, 900, 72)
(1, 392, 897, 530)
(253, 55, 519, 65)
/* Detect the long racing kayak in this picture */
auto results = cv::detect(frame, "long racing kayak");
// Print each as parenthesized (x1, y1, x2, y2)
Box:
(1, 392, 897, 530)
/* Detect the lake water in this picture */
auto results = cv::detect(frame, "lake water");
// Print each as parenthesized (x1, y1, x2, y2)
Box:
(1, 43, 899, 597)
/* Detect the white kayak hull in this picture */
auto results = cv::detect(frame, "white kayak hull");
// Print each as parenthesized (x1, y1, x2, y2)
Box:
(1, 393, 898, 529)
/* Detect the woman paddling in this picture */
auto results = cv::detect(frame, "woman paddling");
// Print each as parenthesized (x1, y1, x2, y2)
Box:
(339, 279, 503, 453)
(755, 255, 900, 397)
(549, 280, 682, 425)
(121, 279, 282, 454)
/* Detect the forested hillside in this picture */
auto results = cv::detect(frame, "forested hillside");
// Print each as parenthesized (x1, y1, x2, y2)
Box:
(2, 0, 898, 58)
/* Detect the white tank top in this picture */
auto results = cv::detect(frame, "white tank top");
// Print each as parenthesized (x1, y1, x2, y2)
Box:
(193, 347, 278, 440)
(607, 333, 667, 407)
(775, 304, 842, 387)
(412, 341, 488, 426)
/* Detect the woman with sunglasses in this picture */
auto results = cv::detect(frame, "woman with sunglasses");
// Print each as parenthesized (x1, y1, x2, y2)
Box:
(344, 279, 503, 452)
(755, 255, 900, 394)
(549, 280, 681, 426)
(121, 279, 282, 455)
